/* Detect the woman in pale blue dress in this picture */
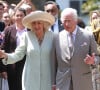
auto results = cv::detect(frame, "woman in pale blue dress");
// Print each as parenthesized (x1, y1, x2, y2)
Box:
(0, 11, 56, 90)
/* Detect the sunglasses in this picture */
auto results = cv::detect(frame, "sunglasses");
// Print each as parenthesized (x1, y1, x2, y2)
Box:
(46, 9, 56, 13)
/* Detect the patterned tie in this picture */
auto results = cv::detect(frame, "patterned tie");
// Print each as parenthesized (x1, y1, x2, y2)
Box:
(69, 33, 74, 57)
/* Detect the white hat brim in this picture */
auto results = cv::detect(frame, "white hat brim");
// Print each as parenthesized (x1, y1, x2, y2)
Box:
(22, 11, 55, 29)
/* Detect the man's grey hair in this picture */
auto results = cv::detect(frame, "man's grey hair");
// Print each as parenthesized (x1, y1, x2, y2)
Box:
(61, 8, 78, 22)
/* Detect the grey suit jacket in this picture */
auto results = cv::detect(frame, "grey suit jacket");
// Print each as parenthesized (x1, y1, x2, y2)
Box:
(55, 26, 99, 90)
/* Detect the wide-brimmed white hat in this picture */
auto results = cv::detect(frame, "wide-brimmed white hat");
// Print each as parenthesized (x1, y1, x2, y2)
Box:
(22, 10, 55, 29)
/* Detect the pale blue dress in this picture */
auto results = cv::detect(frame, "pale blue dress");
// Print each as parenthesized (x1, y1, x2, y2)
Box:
(3, 31, 55, 90)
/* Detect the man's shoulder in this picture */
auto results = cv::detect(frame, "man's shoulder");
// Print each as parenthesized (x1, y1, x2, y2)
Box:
(57, 29, 67, 38)
(59, 29, 66, 34)
(78, 26, 93, 37)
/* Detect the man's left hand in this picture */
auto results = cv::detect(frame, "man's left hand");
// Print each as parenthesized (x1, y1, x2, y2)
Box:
(84, 53, 95, 65)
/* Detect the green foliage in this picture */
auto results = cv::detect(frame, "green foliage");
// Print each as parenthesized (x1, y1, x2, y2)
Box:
(81, 0, 100, 14)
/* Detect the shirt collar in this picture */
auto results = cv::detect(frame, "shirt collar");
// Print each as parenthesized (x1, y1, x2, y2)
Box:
(66, 25, 78, 36)
(16, 25, 27, 32)
(54, 18, 58, 25)
(72, 25, 78, 36)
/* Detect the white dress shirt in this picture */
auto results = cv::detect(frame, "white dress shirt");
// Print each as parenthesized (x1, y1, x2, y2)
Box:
(16, 28, 27, 46)
(49, 18, 59, 33)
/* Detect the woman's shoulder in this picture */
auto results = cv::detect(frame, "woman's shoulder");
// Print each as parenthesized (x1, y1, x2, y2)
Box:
(46, 31, 54, 36)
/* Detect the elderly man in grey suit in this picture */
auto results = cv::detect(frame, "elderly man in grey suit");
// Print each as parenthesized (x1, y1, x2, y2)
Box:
(54, 8, 100, 90)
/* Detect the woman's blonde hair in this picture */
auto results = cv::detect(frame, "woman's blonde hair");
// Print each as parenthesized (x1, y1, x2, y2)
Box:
(90, 10, 100, 44)
(90, 10, 100, 25)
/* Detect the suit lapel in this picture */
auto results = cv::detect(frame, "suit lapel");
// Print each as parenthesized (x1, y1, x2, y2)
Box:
(58, 19, 64, 32)
(60, 30, 68, 47)
(60, 30, 71, 59)
(74, 27, 82, 53)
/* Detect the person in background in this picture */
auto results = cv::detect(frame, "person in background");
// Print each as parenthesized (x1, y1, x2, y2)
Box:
(85, 10, 100, 31)
(9, 0, 36, 24)
(0, 12, 12, 86)
(0, 2, 5, 45)
(1, 12, 12, 46)
(0, 0, 9, 13)
(2, 12, 11, 27)
(85, 10, 100, 90)
(14, 0, 36, 12)
(0, 8, 27, 90)
(0, 2, 5, 32)
(85, 10, 100, 54)
(9, 3, 16, 18)
(77, 17, 86, 28)
(0, 1, 5, 90)
(20, 3, 33, 15)
(54, 8, 100, 90)
(44, 1, 63, 33)
(0, 10, 56, 90)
